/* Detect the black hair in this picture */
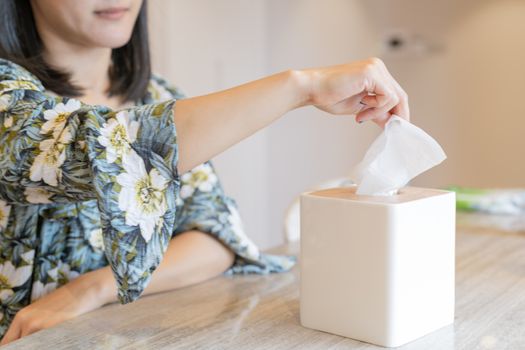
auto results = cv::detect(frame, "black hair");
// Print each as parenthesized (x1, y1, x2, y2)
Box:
(0, 0, 151, 102)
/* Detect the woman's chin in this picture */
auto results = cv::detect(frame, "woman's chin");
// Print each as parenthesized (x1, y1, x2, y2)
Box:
(89, 34, 134, 49)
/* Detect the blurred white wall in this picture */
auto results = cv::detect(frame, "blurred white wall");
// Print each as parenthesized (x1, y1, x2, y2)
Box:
(362, 0, 525, 189)
(149, 0, 525, 249)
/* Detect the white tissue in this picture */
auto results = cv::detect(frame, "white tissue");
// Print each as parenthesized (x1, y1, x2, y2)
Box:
(351, 116, 446, 196)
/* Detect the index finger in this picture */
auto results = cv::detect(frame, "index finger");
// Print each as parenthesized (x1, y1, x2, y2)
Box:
(378, 64, 410, 121)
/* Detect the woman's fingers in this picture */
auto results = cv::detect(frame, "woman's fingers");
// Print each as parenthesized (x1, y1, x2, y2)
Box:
(357, 59, 404, 123)
(390, 87, 409, 121)
(376, 61, 410, 121)
(356, 92, 400, 125)
(316, 90, 370, 115)
(355, 83, 397, 123)
(360, 94, 382, 108)
(355, 61, 409, 125)
(357, 87, 407, 125)
(307, 57, 409, 125)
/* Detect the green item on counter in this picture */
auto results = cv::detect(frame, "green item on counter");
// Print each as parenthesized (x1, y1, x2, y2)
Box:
(447, 186, 525, 215)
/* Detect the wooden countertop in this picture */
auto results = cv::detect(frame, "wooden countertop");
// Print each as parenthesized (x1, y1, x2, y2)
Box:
(5, 213, 525, 349)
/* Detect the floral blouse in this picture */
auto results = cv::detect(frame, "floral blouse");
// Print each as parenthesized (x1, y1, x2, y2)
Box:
(0, 58, 295, 338)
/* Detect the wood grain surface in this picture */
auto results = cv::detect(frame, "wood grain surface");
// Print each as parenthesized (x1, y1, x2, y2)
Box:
(4, 213, 525, 349)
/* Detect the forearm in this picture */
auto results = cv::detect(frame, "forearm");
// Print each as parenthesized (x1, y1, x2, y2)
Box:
(174, 70, 309, 173)
(89, 230, 235, 305)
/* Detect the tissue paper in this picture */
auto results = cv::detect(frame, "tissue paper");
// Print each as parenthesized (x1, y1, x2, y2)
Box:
(351, 116, 446, 196)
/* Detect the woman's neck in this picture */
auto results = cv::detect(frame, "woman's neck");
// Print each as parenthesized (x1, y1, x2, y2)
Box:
(38, 23, 132, 109)
(39, 22, 111, 93)
(44, 45, 112, 95)
(42, 42, 134, 109)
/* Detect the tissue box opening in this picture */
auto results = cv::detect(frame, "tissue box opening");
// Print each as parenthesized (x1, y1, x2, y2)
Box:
(307, 186, 450, 204)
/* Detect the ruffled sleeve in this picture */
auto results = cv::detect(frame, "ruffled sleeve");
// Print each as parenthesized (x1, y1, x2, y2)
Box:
(172, 160, 296, 275)
(0, 59, 180, 303)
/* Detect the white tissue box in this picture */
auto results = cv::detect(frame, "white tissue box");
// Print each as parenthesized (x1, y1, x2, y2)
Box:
(300, 186, 455, 348)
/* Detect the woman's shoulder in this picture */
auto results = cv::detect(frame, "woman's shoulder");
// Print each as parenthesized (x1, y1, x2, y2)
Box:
(144, 74, 186, 104)
(0, 58, 43, 88)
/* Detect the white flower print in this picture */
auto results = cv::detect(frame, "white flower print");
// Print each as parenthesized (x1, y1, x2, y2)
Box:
(46, 266, 59, 281)
(3, 116, 13, 128)
(41, 99, 81, 139)
(58, 262, 80, 281)
(226, 203, 260, 259)
(29, 101, 76, 186)
(24, 187, 52, 204)
(0, 200, 11, 231)
(149, 79, 173, 102)
(21, 250, 35, 264)
(180, 163, 218, 199)
(179, 185, 193, 199)
(30, 281, 57, 302)
(0, 261, 32, 302)
(0, 94, 11, 113)
(88, 228, 105, 251)
(29, 136, 69, 186)
(116, 150, 169, 242)
(98, 110, 139, 163)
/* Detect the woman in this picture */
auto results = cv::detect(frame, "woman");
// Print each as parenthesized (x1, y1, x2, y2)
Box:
(0, 0, 409, 344)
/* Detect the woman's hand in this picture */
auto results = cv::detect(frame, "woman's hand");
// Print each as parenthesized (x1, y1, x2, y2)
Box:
(175, 57, 408, 172)
(0, 271, 107, 345)
(300, 57, 409, 128)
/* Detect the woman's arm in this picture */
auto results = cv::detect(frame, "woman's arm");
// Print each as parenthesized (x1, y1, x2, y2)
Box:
(0, 230, 233, 344)
(175, 58, 409, 173)
(96, 230, 236, 302)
